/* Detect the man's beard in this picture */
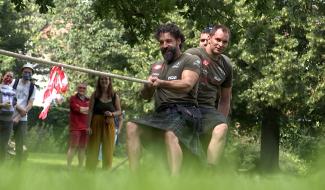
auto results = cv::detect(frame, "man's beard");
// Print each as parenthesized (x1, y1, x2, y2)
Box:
(161, 46, 177, 63)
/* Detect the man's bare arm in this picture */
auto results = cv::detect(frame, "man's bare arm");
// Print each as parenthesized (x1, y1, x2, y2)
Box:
(153, 70, 199, 93)
(217, 87, 232, 117)
(140, 76, 156, 100)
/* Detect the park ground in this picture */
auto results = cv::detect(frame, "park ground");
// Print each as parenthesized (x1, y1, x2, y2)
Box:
(1, 152, 325, 190)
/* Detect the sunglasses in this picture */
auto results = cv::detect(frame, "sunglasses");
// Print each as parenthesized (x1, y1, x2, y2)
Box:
(78, 86, 86, 90)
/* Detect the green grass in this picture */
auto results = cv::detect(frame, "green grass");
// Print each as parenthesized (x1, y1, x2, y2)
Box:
(0, 153, 325, 190)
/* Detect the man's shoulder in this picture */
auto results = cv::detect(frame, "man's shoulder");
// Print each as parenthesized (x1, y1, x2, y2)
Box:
(15, 79, 33, 87)
(185, 47, 202, 55)
(182, 53, 201, 66)
(220, 54, 233, 68)
(152, 60, 164, 65)
(70, 94, 78, 101)
(70, 94, 89, 102)
(70, 94, 78, 98)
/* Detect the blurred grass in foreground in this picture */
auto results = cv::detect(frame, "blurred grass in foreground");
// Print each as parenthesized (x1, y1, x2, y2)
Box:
(0, 152, 325, 190)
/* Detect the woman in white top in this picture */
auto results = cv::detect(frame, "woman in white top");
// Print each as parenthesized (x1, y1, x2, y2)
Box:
(0, 71, 16, 162)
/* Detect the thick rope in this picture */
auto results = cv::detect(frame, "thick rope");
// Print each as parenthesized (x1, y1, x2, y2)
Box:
(0, 49, 149, 84)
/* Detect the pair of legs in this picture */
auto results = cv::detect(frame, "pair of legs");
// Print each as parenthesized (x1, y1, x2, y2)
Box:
(0, 121, 13, 162)
(126, 121, 183, 176)
(12, 121, 27, 164)
(67, 130, 88, 168)
(67, 147, 86, 168)
(86, 115, 115, 170)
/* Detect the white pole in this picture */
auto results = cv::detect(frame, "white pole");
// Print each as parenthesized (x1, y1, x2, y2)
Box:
(0, 49, 149, 84)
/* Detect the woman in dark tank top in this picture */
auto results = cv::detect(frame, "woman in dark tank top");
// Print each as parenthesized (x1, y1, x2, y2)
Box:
(86, 76, 122, 170)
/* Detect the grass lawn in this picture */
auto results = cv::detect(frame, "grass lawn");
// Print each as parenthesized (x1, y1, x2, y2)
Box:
(0, 152, 325, 190)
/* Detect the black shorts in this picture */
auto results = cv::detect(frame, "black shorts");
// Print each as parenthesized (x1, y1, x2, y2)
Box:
(199, 106, 227, 149)
(199, 106, 227, 133)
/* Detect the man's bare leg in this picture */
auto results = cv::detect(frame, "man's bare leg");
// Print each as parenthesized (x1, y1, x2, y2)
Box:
(67, 147, 76, 169)
(207, 123, 228, 165)
(165, 131, 183, 176)
(126, 122, 141, 172)
(78, 148, 86, 168)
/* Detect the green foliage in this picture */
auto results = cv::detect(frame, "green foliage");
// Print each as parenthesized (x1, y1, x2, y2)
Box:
(227, 125, 309, 175)
(0, 0, 30, 74)
(230, 0, 324, 137)
(10, 0, 55, 13)
(2, 0, 324, 172)
(27, 106, 69, 153)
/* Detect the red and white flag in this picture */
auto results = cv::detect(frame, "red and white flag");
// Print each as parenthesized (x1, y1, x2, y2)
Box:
(39, 66, 68, 120)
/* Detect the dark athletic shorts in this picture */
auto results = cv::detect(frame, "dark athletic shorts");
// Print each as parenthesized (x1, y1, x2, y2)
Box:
(199, 106, 227, 133)
(199, 106, 228, 149)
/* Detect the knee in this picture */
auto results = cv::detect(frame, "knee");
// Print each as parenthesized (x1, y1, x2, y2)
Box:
(212, 124, 228, 139)
(126, 122, 139, 139)
(165, 131, 179, 144)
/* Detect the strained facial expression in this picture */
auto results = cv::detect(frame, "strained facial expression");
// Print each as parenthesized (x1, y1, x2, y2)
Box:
(159, 32, 180, 63)
(199, 33, 209, 47)
(209, 29, 230, 55)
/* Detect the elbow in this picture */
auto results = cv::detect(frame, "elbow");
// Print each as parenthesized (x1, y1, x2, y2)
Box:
(182, 83, 194, 93)
(140, 89, 154, 100)
(140, 92, 151, 100)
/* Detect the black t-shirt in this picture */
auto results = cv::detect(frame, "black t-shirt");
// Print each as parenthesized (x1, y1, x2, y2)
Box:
(149, 53, 201, 109)
(185, 47, 233, 107)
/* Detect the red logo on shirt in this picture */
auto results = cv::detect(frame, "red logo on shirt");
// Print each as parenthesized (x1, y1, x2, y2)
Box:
(203, 60, 209, 66)
(152, 64, 162, 71)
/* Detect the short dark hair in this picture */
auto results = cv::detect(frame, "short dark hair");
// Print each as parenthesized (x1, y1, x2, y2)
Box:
(154, 23, 185, 49)
(201, 26, 213, 34)
(210, 24, 231, 40)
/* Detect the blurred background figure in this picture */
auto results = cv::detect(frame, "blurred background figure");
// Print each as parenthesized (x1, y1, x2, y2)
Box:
(0, 71, 16, 163)
(11, 63, 36, 164)
(199, 26, 212, 48)
(86, 76, 122, 170)
(67, 82, 89, 169)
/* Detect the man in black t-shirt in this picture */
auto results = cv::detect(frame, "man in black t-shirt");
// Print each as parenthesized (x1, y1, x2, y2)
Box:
(199, 26, 212, 48)
(126, 23, 202, 176)
(186, 25, 232, 169)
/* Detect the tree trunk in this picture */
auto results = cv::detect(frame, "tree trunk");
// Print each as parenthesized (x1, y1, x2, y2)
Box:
(259, 107, 280, 173)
